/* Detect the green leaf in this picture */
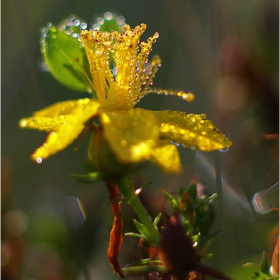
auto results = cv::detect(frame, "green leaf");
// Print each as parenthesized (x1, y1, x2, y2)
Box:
(42, 26, 94, 94)
(125, 232, 144, 239)
(207, 193, 218, 203)
(70, 172, 101, 183)
(127, 258, 162, 266)
(188, 182, 197, 201)
(163, 190, 179, 210)
(260, 252, 270, 275)
(122, 264, 167, 274)
(197, 230, 221, 250)
(178, 185, 187, 202)
(133, 219, 154, 244)
(153, 213, 161, 226)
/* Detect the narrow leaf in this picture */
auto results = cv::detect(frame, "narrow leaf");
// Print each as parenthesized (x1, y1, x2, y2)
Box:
(133, 219, 154, 244)
(125, 232, 144, 239)
(154, 213, 161, 226)
(163, 190, 179, 210)
(260, 251, 270, 275)
(70, 172, 101, 183)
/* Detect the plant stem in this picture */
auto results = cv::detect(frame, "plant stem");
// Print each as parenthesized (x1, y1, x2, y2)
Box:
(116, 176, 160, 246)
(122, 265, 167, 274)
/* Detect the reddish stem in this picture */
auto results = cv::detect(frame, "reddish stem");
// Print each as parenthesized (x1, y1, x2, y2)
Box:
(106, 182, 125, 278)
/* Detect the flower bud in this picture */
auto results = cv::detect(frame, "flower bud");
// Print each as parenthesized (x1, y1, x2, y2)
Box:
(86, 128, 130, 179)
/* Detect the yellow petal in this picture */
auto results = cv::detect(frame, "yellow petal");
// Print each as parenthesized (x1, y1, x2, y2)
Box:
(153, 110, 232, 151)
(148, 140, 182, 173)
(33, 98, 93, 117)
(19, 115, 70, 131)
(100, 108, 158, 164)
(30, 100, 100, 162)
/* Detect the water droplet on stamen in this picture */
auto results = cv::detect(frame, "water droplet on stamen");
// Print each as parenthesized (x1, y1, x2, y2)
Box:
(121, 140, 127, 147)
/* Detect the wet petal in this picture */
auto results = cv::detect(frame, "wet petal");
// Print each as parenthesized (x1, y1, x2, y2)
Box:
(153, 110, 232, 151)
(31, 100, 100, 162)
(19, 115, 70, 132)
(100, 108, 158, 164)
(33, 98, 93, 117)
(148, 140, 182, 173)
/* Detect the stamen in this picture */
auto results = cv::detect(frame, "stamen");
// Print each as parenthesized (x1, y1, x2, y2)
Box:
(140, 88, 195, 103)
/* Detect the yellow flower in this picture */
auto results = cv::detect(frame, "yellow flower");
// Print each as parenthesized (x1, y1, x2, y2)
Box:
(19, 24, 231, 173)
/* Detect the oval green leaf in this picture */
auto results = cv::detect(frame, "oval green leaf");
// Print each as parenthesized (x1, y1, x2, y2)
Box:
(42, 26, 94, 93)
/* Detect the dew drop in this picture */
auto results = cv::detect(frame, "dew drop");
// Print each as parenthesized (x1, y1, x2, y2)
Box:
(171, 140, 180, 147)
(104, 12, 113, 20)
(95, 50, 103, 56)
(69, 14, 75, 20)
(39, 61, 49, 72)
(19, 120, 27, 127)
(41, 29, 47, 38)
(121, 140, 127, 147)
(36, 157, 43, 164)
(116, 16, 125, 25)
(96, 17, 104, 25)
(92, 23, 100, 30)
(66, 19, 74, 27)
(73, 20, 80, 26)
(218, 147, 229, 153)
(80, 22, 87, 30)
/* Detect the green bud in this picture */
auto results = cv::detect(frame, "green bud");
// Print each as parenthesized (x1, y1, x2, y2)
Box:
(86, 128, 130, 179)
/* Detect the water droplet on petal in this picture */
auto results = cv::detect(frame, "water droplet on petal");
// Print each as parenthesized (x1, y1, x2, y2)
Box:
(19, 120, 27, 127)
(36, 157, 43, 164)
(218, 147, 229, 153)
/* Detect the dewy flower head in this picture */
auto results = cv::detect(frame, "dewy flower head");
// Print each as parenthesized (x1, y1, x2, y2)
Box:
(80, 24, 194, 110)
(19, 23, 232, 175)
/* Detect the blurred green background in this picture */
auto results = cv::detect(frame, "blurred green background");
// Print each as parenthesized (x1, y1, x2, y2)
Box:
(2, 0, 279, 279)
